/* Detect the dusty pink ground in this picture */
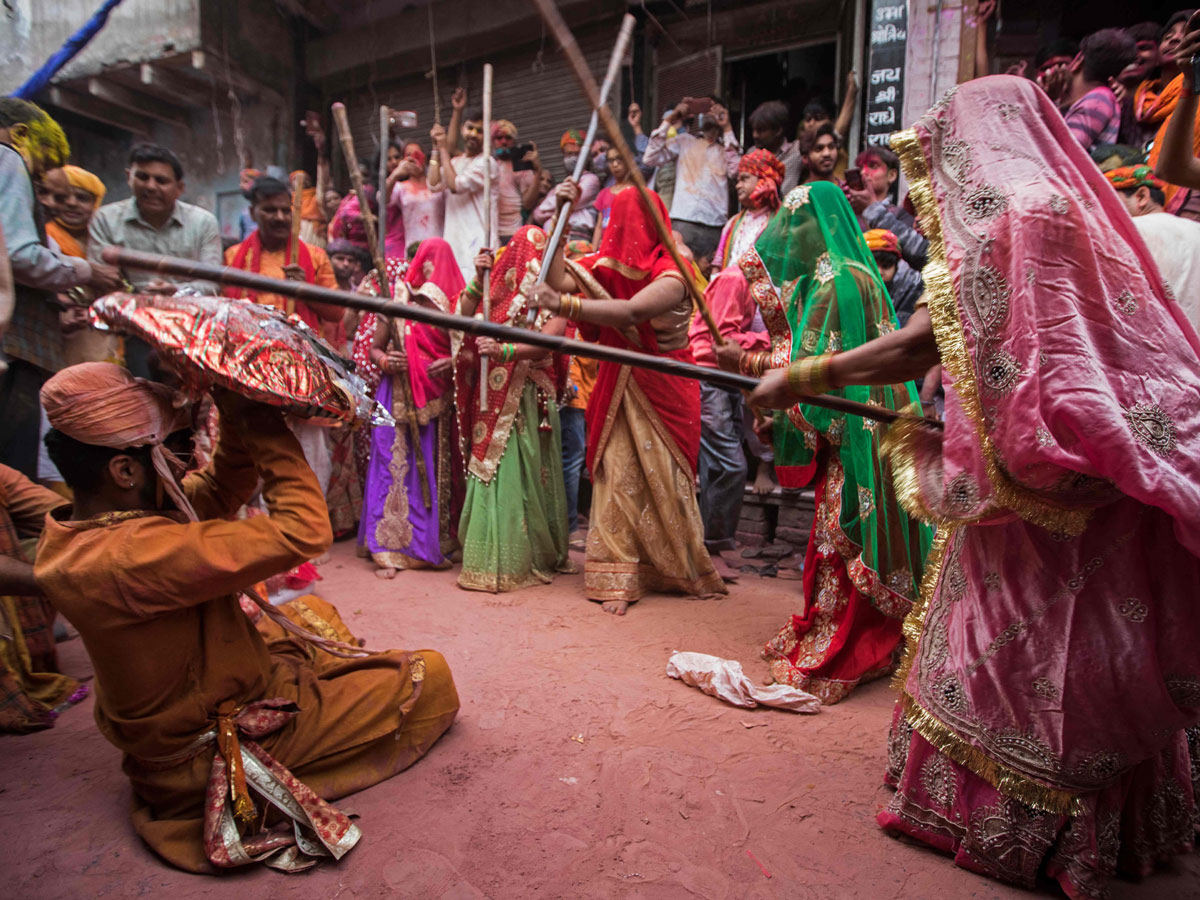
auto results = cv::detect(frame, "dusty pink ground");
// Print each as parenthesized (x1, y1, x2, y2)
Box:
(2, 541, 1197, 899)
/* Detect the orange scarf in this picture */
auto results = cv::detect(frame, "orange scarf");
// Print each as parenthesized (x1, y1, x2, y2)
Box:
(46, 221, 85, 259)
(1136, 74, 1199, 205)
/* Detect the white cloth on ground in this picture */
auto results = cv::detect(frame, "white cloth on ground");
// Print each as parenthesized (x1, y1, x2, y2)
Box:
(666, 651, 821, 713)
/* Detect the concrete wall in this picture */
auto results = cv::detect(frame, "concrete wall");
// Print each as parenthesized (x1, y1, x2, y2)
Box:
(0, 0, 202, 94)
(903, 0, 967, 128)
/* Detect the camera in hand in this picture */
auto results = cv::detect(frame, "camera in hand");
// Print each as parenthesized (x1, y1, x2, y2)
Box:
(494, 143, 536, 171)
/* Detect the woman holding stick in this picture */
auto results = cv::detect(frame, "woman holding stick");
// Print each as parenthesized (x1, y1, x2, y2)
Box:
(753, 77, 1200, 895)
(454, 225, 571, 592)
(720, 181, 933, 703)
(360, 239, 464, 576)
(530, 183, 725, 615)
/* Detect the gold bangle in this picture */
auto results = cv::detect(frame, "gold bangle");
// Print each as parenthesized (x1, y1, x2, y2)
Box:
(785, 352, 835, 397)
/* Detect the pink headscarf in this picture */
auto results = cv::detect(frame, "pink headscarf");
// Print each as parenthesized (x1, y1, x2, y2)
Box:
(41, 363, 198, 521)
(404, 238, 465, 313)
(888, 75, 1200, 550)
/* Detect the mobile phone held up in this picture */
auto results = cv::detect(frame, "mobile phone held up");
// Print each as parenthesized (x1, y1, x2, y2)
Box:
(495, 143, 536, 171)
(844, 168, 864, 191)
(683, 96, 713, 117)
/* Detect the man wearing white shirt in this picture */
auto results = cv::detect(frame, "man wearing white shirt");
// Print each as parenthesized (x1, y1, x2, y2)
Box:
(643, 97, 741, 273)
(429, 110, 499, 282)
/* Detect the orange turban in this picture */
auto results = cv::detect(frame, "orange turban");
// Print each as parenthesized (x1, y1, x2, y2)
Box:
(62, 165, 106, 207)
(737, 149, 785, 211)
(863, 229, 900, 256)
(41, 363, 197, 520)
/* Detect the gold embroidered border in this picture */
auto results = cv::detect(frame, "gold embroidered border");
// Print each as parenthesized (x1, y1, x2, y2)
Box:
(899, 692, 1082, 816)
(594, 257, 650, 281)
(891, 525, 952, 692)
(374, 412, 413, 551)
(590, 364, 631, 468)
(887, 525, 1084, 816)
(890, 128, 1088, 537)
(467, 361, 530, 484)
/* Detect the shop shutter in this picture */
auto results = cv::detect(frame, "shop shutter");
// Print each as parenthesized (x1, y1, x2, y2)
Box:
(334, 16, 626, 188)
(654, 47, 722, 117)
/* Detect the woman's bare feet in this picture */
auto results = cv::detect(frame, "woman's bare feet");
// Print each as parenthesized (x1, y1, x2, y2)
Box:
(601, 600, 629, 616)
(753, 467, 776, 495)
(375, 567, 398, 580)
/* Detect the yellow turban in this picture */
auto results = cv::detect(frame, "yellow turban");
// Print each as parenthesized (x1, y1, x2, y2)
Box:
(61, 165, 106, 208)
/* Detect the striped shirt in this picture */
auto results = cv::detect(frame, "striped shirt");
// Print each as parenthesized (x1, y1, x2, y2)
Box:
(1064, 86, 1121, 152)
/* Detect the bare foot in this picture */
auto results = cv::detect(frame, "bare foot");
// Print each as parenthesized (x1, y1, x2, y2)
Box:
(375, 567, 398, 580)
(311, 552, 331, 565)
(601, 600, 629, 616)
(753, 467, 776, 495)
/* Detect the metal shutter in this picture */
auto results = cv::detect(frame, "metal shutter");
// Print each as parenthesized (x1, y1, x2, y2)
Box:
(334, 17, 625, 185)
(654, 47, 722, 116)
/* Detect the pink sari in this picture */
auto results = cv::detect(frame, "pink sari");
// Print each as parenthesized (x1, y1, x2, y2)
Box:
(878, 76, 1200, 897)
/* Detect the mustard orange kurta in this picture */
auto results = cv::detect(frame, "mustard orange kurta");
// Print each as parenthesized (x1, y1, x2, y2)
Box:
(35, 396, 459, 872)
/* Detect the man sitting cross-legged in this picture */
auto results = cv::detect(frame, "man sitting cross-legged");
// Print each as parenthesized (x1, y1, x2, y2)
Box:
(34, 362, 459, 874)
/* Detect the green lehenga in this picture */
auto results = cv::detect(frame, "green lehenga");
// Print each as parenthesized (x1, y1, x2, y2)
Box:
(457, 382, 569, 592)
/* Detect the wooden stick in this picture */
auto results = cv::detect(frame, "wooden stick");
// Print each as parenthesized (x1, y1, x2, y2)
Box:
(526, 13, 635, 326)
(330, 102, 433, 507)
(479, 63, 494, 412)
(527, 0, 723, 344)
(287, 171, 304, 317)
(100, 247, 944, 431)
(428, 3, 441, 124)
(378, 106, 390, 277)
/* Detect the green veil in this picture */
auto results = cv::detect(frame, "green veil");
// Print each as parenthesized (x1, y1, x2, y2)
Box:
(740, 180, 933, 607)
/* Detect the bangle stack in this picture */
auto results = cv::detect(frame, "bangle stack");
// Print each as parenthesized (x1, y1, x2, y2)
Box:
(785, 352, 835, 397)
(500, 343, 517, 362)
(464, 281, 483, 301)
(558, 293, 585, 320)
(739, 350, 771, 377)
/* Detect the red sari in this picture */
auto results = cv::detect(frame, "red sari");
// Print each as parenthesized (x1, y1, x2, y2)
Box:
(567, 189, 724, 604)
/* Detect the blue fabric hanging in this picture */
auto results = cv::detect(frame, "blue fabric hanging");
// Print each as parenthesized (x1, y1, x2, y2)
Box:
(13, 0, 128, 100)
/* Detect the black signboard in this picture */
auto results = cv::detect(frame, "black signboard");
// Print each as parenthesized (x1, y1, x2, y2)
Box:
(865, 0, 908, 147)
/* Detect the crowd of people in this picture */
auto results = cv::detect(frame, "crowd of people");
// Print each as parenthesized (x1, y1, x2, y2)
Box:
(2, 8, 1200, 896)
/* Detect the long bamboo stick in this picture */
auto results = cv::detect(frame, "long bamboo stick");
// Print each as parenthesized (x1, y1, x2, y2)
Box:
(526, 0, 723, 343)
(99, 248, 943, 430)
(480, 63, 495, 412)
(527, 14, 636, 327)
(330, 103, 432, 507)
(287, 171, 304, 318)
(378, 106, 390, 278)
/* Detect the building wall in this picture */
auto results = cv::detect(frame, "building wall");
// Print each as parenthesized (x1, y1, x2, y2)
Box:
(903, 0, 967, 128)
(0, 0, 202, 94)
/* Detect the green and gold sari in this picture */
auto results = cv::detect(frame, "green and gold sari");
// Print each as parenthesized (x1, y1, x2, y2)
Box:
(739, 181, 933, 703)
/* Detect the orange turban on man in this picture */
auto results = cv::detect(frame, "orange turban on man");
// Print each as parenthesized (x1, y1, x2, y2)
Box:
(41, 363, 197, 519)
(737, 149, 786, 211)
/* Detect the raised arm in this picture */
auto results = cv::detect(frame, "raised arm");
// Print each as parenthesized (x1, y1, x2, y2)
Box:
(1156, 24, 1200, 189)
(974, 0, 995, 80)
(834, 70, 859, 142)
(103, 395, 333, 612)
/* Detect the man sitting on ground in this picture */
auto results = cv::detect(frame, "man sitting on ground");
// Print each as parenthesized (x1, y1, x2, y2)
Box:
(35, 363, 459, 874)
